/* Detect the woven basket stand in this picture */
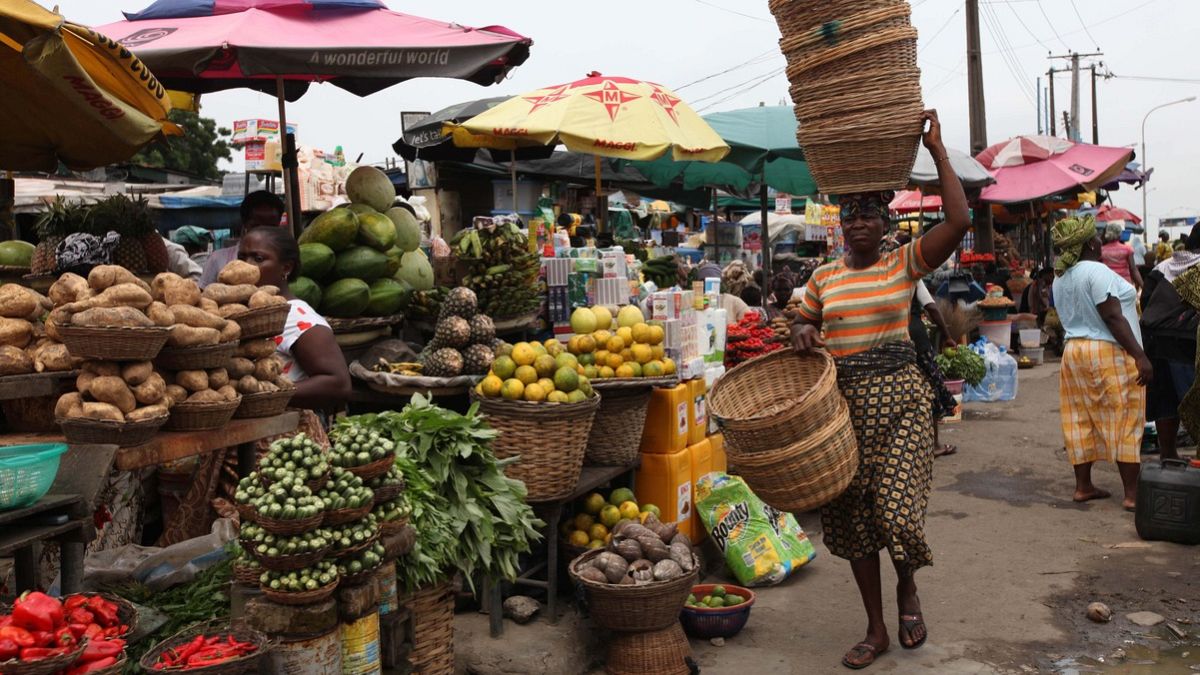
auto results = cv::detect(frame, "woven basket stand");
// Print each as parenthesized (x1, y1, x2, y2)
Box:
(409, 581, 454, 675)
(585, 387, 651, 466)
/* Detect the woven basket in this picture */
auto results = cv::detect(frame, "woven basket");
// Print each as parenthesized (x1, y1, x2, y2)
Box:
(236, 503, 255, 523)
(57, 324, 169, 361)
(164, 397, 241, 431)
(585, 387, 651, 466)
(708, 349, 843, 454)
(0, 639, 86, 675)
(371, 481, 404, 505)
(471, 391, 599, 502)
(569, 548, 699, 633)
(344, 453, 395, 481)
(260, 578, 339, 606)
(229, 304, 290, 340)
(379, 517, 408, 536)
(409, 581, 454, 675)
(233, 562, 262, 586)
(138, 619, 269, 674)
(339, 563, 383, 587)
(769, 0, 923, 194)
(154, 341, 238, 370)
(323, 503, 372, 526)
(57, 414, 167, 448)
(250, 545, 331, 572)
(233, 389, 295, 419)
(86, 655, 126, 675)
(727, 399, 859, 512)
(605, 623, 692, 675)
(255, 511, 323, 536)
(331, 528, 380, 559)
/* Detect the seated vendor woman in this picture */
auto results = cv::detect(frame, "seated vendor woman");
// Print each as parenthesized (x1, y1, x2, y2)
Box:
(238, 227, 352, 410)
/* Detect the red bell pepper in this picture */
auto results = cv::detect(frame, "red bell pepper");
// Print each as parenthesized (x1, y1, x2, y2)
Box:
(19, 645, 71, 660)
(68, 623, 88, 639)
(0, 626, 35, 648)
(80, 638, 123, 662)
(0, 637, 19, 661)
(83, 624, 103, 640)
(67, 608, 95, 626)
(12, 592, 62, 632)
(55, 627, 76, 647)
(66, 656, 118, 674)
(63, 596, 87, 611)
(84, 597, 117, 627)
(29, 630, 54, 647)
(0, 616, 11, 628)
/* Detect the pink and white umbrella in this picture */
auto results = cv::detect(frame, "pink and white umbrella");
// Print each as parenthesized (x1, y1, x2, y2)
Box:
(975, 135, 1133, 204)
(1095, 204, 1142, 225)
(889, 189, 942, 214)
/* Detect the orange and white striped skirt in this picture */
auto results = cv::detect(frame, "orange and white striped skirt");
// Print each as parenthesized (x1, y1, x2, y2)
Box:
(1059, 338, 1145, 465)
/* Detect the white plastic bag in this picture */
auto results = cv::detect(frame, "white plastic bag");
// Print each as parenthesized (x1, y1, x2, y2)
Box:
(83, 518, 236, 591)
(963, 340, 1018, 402)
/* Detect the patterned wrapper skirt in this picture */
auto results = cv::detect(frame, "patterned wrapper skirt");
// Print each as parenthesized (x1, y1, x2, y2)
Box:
(1059, 338, 1144, 465)
(823, 342, 936, 574)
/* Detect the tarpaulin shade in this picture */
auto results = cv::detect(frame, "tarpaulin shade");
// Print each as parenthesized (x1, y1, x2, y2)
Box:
(977, 135, 1133, 204)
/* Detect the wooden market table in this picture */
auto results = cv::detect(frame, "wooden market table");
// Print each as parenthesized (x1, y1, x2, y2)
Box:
(484, 462, 639, 638)
(1, 411, 301, 474)
(0, 443, 117, 594)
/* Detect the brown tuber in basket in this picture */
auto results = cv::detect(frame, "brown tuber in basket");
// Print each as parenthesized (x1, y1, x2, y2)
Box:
(569, 548, 699, 633)
(58, 324, 170, 361)
(229, 303, 290, 340)
(164, 397, 241, 431)
(233, 389, 295, 419)
(57, 414, 167, 448)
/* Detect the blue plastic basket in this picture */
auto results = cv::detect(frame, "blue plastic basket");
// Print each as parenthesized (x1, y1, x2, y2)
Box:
(0, 443, 68, 510)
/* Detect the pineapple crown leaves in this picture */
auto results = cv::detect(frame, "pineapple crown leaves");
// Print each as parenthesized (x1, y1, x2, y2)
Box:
(35, 196, 92, 238)
(90, 194, 155, 236)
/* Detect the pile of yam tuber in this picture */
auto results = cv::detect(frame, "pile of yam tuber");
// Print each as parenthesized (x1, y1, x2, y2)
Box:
(56, 360, 172, 423)
(0, 283, 74, 376)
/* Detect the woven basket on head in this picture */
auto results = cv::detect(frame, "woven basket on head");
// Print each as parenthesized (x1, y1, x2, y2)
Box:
(727, 399, 859, 512)
(471, 391, 599, 502)
(604, 623, 693, 675)
(585, 386, 651, 466)
(569, 548, 699, 633)
(769, 0, 924, 194)
(707, 349, 843, 454)
(409, 581, 454, 675)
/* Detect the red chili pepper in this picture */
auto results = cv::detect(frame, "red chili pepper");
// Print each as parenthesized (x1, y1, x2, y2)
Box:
(65, 656, 119, 674)
(11, 592, 62, 633)
(80, 638, 123, 661)
(19, 646, 67, 660)
(174, 635, 205, 663)
(0, 637, 19, 661)
(0, 616, 11, 628)
(0, 626, 35, 648)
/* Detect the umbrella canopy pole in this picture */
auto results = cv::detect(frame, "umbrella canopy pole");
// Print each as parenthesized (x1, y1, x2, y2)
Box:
(510, 150, 519, 219)
(275, 78, 299, 236)
(759, 181, 771, 282)
(594, 155, 604, 233)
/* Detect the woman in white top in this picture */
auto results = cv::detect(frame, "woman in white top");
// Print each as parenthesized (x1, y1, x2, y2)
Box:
(238, 227, 351, 411)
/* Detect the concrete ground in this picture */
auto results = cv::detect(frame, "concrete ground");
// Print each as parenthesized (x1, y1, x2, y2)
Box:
(455, 363, 1200, 674)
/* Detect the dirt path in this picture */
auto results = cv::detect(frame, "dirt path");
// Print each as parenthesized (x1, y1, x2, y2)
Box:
(456, 363, 1200, 674)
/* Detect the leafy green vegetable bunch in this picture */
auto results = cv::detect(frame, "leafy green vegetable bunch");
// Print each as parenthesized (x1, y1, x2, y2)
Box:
(935, 345, 986, 386)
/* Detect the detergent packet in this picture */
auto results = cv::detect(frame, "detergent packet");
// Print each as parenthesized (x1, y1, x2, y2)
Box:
(695, 473, 816, 586)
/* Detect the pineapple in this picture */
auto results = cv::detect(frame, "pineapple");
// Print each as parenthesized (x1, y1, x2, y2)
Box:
(422, 348, 464, 377)
(434, 315, 471, 349)
(92, 195, 165, 273)
(440, 286, 478, 319)
(462, 343, 494, 375)
(468, 314, 495, 345)
(32, 197, 88, 275)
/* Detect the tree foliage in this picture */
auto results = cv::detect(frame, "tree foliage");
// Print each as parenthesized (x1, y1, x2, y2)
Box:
(133, 110, 232, 180)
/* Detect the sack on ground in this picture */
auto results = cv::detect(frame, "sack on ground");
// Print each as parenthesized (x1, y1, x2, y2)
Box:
(695, 473, 816, 587)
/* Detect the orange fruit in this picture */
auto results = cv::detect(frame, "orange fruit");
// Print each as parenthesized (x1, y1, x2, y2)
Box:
(511, 342, 537, 366)
(648, 324, 665, 345)
(606, 352, 624, 369)
(606, 335, 625, 353)
(523, 383, 547, 402)
(576, 335, 597, 354)
(500, 379, 525, 400)
(514, 365, 538, 385)
(480, 375, 503, 397)
(631, 344, 653, 364)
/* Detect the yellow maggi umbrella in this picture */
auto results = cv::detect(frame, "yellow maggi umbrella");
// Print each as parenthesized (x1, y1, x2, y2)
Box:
(445, 72, 728, 229)
(0, 0, 178, 171)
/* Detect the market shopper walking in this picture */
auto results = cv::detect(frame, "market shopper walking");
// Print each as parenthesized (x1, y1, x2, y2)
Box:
(790, 110, 971, 670)
(1051, 215, 1152, 511)
(1100, 223, 1143, 290)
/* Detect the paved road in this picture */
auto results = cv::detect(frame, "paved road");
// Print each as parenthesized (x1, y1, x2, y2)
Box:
(455, 363, 1200, 674)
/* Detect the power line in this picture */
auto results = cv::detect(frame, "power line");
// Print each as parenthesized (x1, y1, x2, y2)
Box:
(918, 7, 962, 54)
(690, 0, 773, 23)
(1107, 74, 1200, 85)
(1006, 2, 1050, 52)
(981, 1, 1037, 106)
(1035, 0, 1069, 50)
(1067, 0, 1101, 49)
(697, 70, 786, 112)
(987, 0, 1158, 54)
(674, 49, 778, 91)
(688, 68, 784, 105)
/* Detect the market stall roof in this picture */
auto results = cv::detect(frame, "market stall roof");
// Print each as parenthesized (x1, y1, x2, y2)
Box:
(908, 146, 994, 190)
(976, 135, 1133, 204)
(393, 96, 555, 163)
(95, 0, 532, 98)
(0, 0, 178, 171)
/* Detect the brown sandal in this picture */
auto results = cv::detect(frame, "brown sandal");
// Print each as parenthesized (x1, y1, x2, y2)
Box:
(899, 614, 928, 649)
(842, 642, 887, 670)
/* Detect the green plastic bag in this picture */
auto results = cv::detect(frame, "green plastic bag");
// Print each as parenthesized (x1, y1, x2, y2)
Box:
(695, 473, 816, 586)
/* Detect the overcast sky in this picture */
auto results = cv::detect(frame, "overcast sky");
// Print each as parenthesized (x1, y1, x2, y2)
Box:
(55, 0, 1198, 228)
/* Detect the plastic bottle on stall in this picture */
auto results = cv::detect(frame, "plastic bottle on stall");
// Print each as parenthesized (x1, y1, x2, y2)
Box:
(995, 346, 1019, 401)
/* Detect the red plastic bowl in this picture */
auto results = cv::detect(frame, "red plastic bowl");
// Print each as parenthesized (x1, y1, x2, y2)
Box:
(680, 583, 756, 639)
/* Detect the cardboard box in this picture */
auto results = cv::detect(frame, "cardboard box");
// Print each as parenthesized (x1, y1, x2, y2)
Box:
(232, 119, 298, 147)
(244, 140, 282, 172)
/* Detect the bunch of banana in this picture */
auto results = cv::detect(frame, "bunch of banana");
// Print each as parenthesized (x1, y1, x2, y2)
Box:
(408, 287, 448, 321)
(372, 359, 423, 376)
(451, 228, 483, 259)
(642, 254, 679, 289)
(461, 225, 542, 319)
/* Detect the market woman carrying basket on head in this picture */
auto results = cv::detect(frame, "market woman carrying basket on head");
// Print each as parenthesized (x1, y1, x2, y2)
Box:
(789, 110, 971, 670)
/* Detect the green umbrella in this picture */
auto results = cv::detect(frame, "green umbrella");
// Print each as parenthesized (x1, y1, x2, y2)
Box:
(626, 105, 815, 278)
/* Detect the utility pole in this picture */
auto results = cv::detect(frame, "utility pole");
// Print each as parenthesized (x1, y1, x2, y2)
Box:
(965, 0, 994, 253)
(1036, 76, 1043, 134)
(1048, 68, 1056, 135)
(1049, 52, 1103, 141)
(1090, 65, 1099, 144)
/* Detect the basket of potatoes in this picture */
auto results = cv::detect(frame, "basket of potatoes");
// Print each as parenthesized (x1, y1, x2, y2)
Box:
(206, 260, 291, 340)
(49, 267, 171, 361)
(229, 338, 296, 419)
(142, 271, 247, 370)
(55, 360, 172, 447)
(161, 366, 243, 431)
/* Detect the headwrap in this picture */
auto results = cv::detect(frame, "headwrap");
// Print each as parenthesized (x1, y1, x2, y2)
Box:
(1102, 222, 1123, 243)
(1051, 214, 1097, 276)
(170, 225, 213, 248)
(838, 191, 895, 224)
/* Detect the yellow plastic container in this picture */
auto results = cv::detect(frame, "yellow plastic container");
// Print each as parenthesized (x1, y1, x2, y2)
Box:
(640, 384, 690, 455)
(686, 378, 707, 446)
(687, 439, 712, 543)
(709, 432, 727, 474)
(636, 446, 696, 541)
